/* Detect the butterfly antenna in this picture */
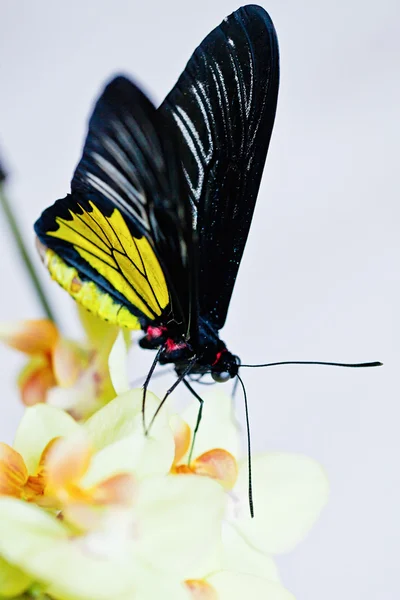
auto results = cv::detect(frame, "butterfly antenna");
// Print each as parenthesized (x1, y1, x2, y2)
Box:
(237, 373, 254, 518)
(232, 355, 242, 399)
(240, 360, 382, 369)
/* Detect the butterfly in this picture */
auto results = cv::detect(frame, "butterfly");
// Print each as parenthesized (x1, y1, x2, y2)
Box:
(35, 5, 279, 391)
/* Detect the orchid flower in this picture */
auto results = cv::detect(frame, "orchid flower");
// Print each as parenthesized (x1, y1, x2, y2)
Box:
(0, 306, 127, 419)
(0, 390, 225, 599)
(170, 390, 329, 570)
(0, 335, 329, 599)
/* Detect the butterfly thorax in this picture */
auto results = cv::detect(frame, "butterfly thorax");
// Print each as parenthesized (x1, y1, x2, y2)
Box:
(139, 320, 239, 381)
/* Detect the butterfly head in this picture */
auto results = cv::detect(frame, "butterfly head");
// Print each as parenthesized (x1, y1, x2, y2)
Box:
(211, 350, 239, 383)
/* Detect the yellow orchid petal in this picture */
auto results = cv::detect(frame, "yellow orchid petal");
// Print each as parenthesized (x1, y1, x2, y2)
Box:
(83, 425, 174, 487)
(0, 498, 140, 600)
(180, 390, 240, 462)
(170, 414, 192, 465)
(185, 579, 218, 599)
(232, 453, 330, 555)
(0, 555, 32, 597)
(63, 503, 133, 533)
(108, 330, 130, 395)
(221, 523, 280, 582)
(46, 367, 100, 419)
(52, 337, 87, 387)
(85, 389, 143, 450)
(13, 404, 80, 473)
(133, 576, 191, 600)
(191, 449, 238, 491)
(0, 319, 59, 355)
(207, 572, 295, 600)
(44, 434, 136, 509)
(22, 437, 59, 502)
(93, 473, 136, 506)
(62, 503, 105, 531)
(77, 303, 119, 355)
(0, 443, 28, 497)
(17, 355, 56, 406)
(0, 495, 67, 538)
(85, 389, 168, 451)
(45, 433, 92, 491)
(134, 475, 224, 580)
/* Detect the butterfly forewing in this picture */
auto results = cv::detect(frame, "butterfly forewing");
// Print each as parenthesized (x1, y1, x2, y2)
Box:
(159, 5, 279, 330)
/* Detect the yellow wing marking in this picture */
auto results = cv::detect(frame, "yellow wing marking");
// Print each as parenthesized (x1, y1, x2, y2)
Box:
(43, 247, 141, 329)
(46, 201, 169, 320)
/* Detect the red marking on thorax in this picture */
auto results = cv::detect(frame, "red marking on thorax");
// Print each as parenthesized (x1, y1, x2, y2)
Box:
(147, 325, 167, 339)
(212, 348, 227, 366)
(165, 338, 187, 352)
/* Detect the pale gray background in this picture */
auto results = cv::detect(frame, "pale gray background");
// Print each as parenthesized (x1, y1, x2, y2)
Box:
(0, 0, 398, 598)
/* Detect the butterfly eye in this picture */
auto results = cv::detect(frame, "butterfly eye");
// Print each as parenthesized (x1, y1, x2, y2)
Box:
(212, 371, 231, 383)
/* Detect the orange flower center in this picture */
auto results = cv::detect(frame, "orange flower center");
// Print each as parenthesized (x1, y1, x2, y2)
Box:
(185, 579, 218, 599)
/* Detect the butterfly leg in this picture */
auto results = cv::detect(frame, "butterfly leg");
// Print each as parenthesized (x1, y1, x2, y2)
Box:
(142, 345, 164, 432)
(131, 366, 174, 389)
(182, 378, 204, 464)
(188, 373, 215, 386)
(145, 356, 197, 436)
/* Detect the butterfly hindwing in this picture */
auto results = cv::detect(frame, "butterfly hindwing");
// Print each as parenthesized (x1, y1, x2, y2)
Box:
(35, 77, 194, 332)
(36, 192, 168, 328)
(159, 5, 280, 330)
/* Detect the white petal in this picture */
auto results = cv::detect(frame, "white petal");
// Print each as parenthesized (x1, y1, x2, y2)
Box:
(221, 523, 280, 582)
(134, 574, 191, 600)
(0, 498, 139, 600)
(76, 304, 118, 353)
(83, 422, 174, 485)
(208, 572, 295, 600)
(180, 390, 240, 461)
(46, 368, 99, 417)
(83, 389, 175, 483)
(231, 453, 329, 554)
(13, 404, 79, 472)
(108, 330, 130, 395)
(134, 475, 225, 580)
(84, 389, 166, 450)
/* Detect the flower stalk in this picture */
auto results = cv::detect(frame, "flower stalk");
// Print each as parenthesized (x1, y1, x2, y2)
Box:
(0, 181, 56, 324)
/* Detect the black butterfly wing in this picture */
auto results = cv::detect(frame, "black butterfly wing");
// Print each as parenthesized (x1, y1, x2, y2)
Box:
(35, 76, 195, 333)
(159, 5, 279, 330)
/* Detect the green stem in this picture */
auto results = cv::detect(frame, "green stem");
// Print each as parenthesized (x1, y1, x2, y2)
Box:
(0, 183, 57, 323)
(26, 582, 52, 599)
